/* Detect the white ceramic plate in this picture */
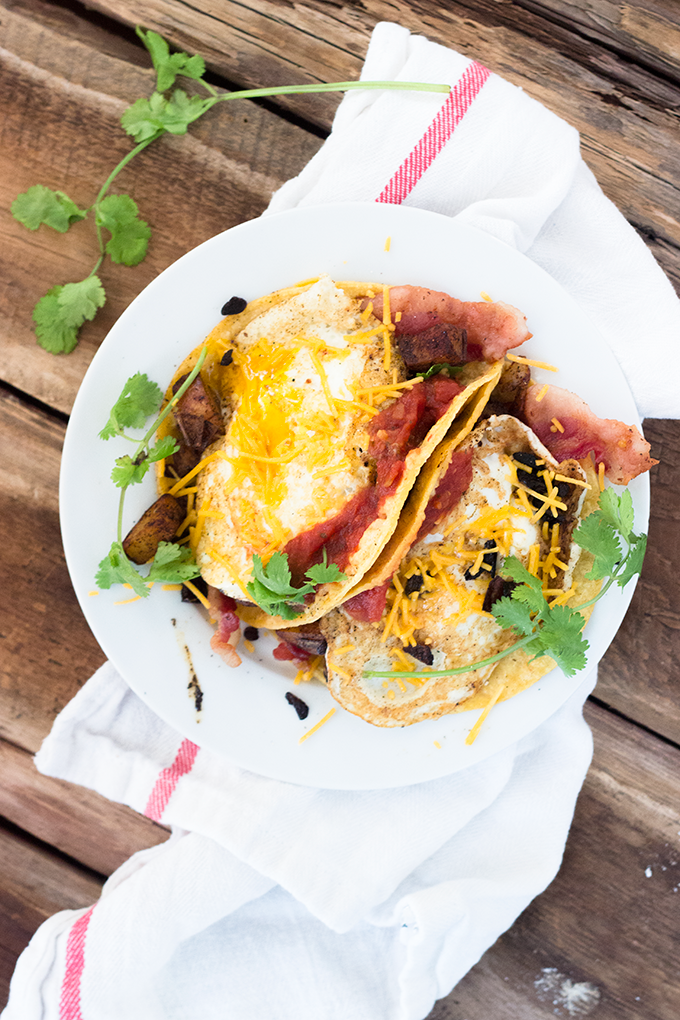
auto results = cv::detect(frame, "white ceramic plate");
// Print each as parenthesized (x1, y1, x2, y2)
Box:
(60, 203, 649, 789)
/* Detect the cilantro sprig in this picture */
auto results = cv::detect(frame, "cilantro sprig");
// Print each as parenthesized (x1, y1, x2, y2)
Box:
(95, 348, 208, 595)
(12, 27, 450, 355)
(247, 550, 346, 620)
(364, 488, 646, 682)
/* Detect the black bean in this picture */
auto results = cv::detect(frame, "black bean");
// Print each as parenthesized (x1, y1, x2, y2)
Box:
(404, 573, 424, 595)
(221, 296, 247, 315)
(285, 692, 309, 720)
(220, 349, 234, 366)
(483, 577, 518, 613)
(465, 540, 498, 580)
(181, 576, 208, 602)
(244, 625, 259, 641)
(404, 643, 434, 665)
(513, 451, 541, 471)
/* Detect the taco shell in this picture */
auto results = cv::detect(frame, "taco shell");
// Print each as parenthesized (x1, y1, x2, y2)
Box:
(319, 416, 601, 726)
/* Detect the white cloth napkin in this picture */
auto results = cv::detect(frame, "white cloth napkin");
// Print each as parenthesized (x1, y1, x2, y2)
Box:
(5, 21, 679, 1020)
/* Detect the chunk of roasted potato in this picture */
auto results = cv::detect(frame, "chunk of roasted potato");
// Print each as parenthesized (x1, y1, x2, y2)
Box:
(122, 494, 184, 564)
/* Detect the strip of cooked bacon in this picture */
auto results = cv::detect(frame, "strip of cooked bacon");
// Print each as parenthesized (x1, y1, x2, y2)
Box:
(368, 286, 531, 361)
(522, 384, 657, 485)
(207, 587, 242, 667)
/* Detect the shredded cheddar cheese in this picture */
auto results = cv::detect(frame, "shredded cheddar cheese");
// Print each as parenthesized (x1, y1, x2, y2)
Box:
(506, 354, 558, 372)
(182, 580, 211, 610)
(299, 707, 336, 744)
(465, 684, 505, 745)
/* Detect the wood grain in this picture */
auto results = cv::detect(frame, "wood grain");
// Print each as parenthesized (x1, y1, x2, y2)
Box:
(0, 821, 103, 1005)
(0, 388, 105, 751)
(0, 737, 168, 875)
(597, 419, 680, 742)
(517, 0, 680, 82)
(430, 700, 680, 1019)
(0, 0, 322, 413)
(81, 0, 680, 288)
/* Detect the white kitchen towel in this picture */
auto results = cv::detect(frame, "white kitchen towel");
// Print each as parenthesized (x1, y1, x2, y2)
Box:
(6, 663, 597, 1020)
(269, 22, 680, 420)
(5, 19, 679, 1020)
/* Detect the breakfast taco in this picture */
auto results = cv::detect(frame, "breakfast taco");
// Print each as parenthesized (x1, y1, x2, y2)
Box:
(150, 275, 533, 628)
(314, 414, 602, 726)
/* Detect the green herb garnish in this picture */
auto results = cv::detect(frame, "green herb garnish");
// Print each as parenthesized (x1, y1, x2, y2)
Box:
(363, 488, 646, 681)
(12, 27, 450, 355)
(419, 363, 466, 379)
(247, 549, 346, 620)
(95, 348, 208, 595)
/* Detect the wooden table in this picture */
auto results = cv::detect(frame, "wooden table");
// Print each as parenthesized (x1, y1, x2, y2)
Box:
(1, 1, 679, 1016)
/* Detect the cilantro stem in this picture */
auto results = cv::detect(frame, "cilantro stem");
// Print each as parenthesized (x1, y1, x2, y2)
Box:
(213, 80, 451, 104)
(116, 485, 126, 545)
(114, 345, 207, 544)
(141, 346, 207, 447)
(88, 255, 104, 279)
(94, 134, 162, 208)
(363, 633, 538, 681)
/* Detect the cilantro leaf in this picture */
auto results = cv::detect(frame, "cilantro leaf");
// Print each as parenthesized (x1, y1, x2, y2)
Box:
(147, 436, 179, 462)
(246, 552, 314, 619)
(573, 511, 622, 580)
(12, 185, 86, 233)
(121, 90, 209, 142)
(32, 289, 78, 354)
(616, 532, 647, 588)
(96, 194, 151, 267)
(120, 95, 165, 142)
(148, 542, 201, 583)
(420, 363, 465, 380)
(533, 604, 589, 676)
(246, 550, 346, 618)
(99, 373, 164, 439)
(162, 89, 210, 133)
(95, 542, 149, 597)
(111, 454, 150, 488)
(491, 596, 535, 637)
(500, 556, 542, 591)
(32, 277, 106, 354)
(498, 557, 547, 615)
(136, 27, 206, 92)
(305, 551, 346, 585)
(57, 276, 106, 328)
(597, 487, 634, 541)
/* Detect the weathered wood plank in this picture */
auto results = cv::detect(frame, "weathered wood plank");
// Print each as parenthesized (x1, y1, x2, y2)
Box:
(0, 389, 105, 751)
(81, 0, 680, 279)
(0, 737, 168, 875)
(0, 821, 103, 1007)
(596, 419, 680, 741)
(0, 0, 322, 413)
(516, 0, 680, 83)
(429, 699, 680, 1019)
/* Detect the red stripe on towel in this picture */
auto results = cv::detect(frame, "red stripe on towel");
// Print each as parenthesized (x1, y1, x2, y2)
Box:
(144, 738, 199, 822)
(376, 61, 491, 205)
(59, 906, 95, 1020)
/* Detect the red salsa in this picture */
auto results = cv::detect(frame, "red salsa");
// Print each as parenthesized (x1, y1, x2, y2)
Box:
(282, 377, 463, 583)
